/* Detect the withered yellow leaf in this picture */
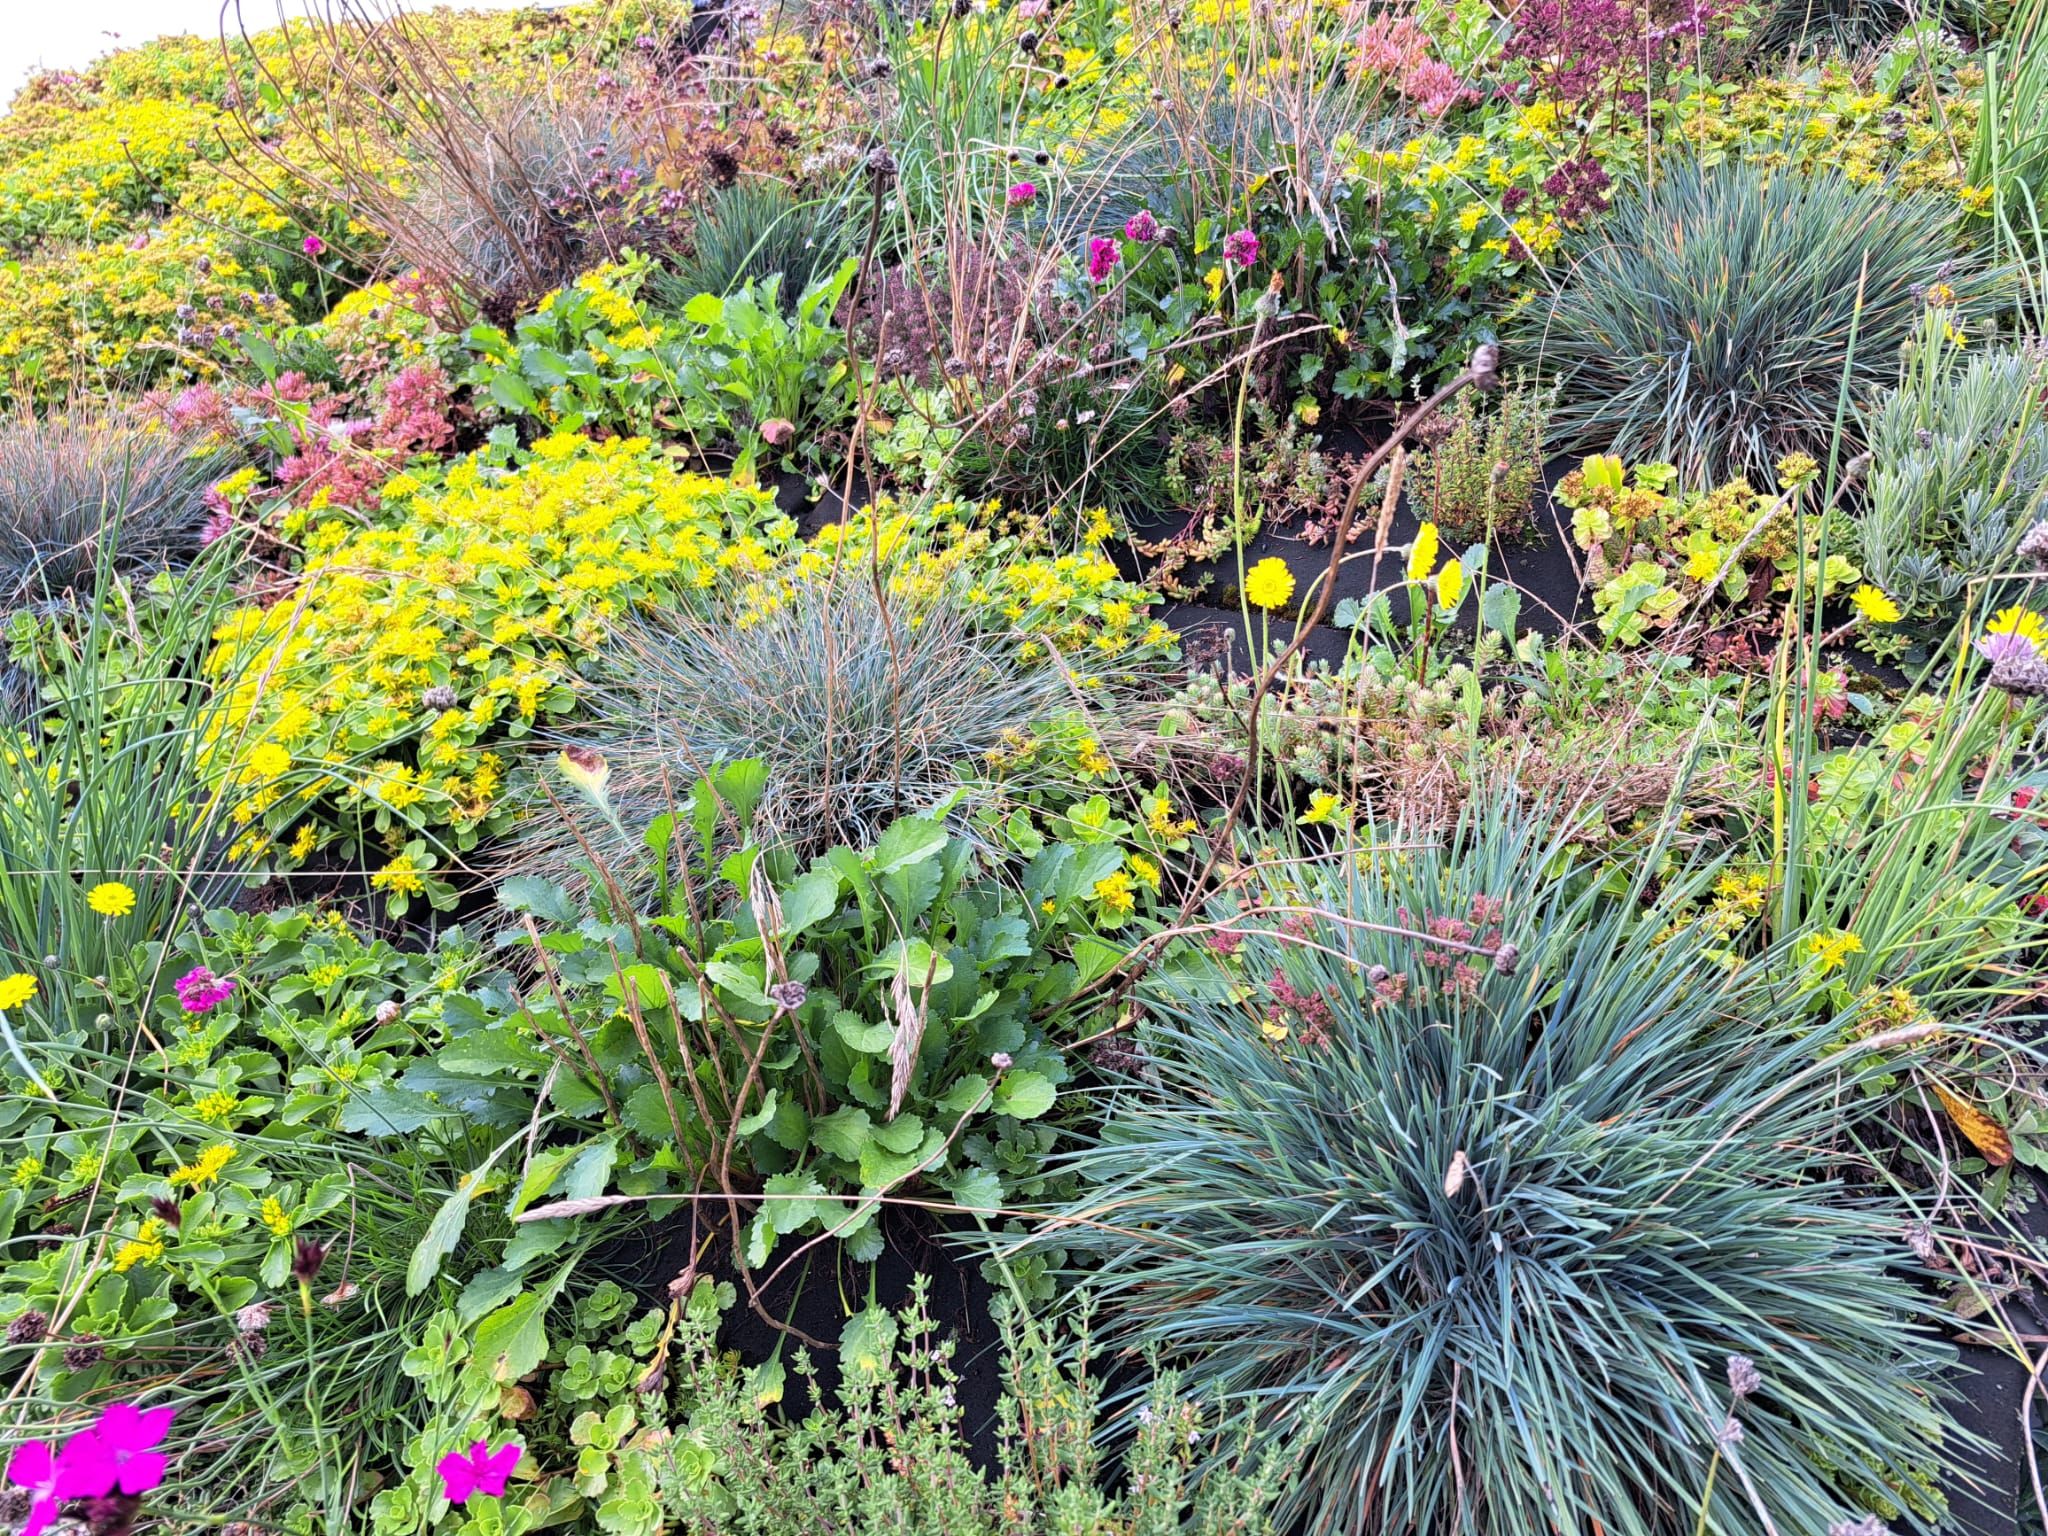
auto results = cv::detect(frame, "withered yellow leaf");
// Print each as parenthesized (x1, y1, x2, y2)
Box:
(1933, 1082, 2012, 1167)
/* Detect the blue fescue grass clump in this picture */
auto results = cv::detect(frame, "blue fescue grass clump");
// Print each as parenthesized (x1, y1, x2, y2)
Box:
(1044, 798, 1965, 1536)
(1533, 158, 1995, 485)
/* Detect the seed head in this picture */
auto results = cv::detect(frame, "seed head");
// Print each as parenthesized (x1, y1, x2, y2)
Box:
(6, 1310, 49, 1346)
(1726, 1354, 1761, 1398)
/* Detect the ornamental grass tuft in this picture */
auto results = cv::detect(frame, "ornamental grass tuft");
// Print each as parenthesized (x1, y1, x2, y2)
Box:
(1041, 797, 1965, 1536)
(1530, 158, 1993, 485)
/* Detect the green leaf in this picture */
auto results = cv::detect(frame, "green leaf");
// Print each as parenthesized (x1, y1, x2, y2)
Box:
(868, 817, 949, 876)
(489, 372, 540, 413)
(993, 1070, 1057, 1120)
(840, 1305, 898, 1379)
(337, 1085, 449, 1136)
(944, 1166, 1003, 1215)
(777, 870, 841, 936)
(622, 1082, 679, 1140)
(463, 1259, 573, 1392)
(811, 1105, 873, 1162)
(873, 1113, 925, 1154)
(407, 1131, 521, 1295)
(500, 875, 576, 925)
(1071, 936, 1125, 988)
(835, 1012, 894, 1053)
(735, 1090, 780, 1138)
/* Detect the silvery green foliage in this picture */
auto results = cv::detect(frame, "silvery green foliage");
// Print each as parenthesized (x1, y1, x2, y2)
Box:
(0, 407, 223, 613)
(1040, 798, 1964, 1536)
(1860, 344, 2048, 621)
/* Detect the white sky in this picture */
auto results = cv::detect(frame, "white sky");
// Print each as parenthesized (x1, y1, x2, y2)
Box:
(2, 0, 577, 103)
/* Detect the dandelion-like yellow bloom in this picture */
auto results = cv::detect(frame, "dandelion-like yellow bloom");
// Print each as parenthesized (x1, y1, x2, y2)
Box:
(1849, 585, 1900, 624)
(87, 881, 136, 918)
(1987, 607, 2047, 652)
(1408, 522, 1441, 584)
(1435, 559, 1465, 612)
(1244, 557, 1296, 611)
(0, 973, 37, 1011)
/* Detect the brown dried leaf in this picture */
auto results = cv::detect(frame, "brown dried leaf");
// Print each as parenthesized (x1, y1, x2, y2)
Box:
(1933, 1082, 2012, 1167)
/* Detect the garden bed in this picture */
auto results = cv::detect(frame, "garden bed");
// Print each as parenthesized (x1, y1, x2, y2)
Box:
(1, 0, 2047, 1534)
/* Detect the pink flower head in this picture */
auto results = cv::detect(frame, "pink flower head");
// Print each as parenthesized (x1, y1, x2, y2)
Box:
(1979, 629, 2040, 665)
(302, 234, 326, 257)
(1124, 209, 1160, 244)
(1221, 228, 1260, 268)
(438, 1441, 520, 1504)
(1402, 59, 1468, 117)
(1006, 181, 1037, 207)
(173, 967, 236, 1014)
(200, 508, 235, 545)
(6, 1427, 119, 1536)
(93, 1403, 175, 1495)
(1086, 235, 1121, 283)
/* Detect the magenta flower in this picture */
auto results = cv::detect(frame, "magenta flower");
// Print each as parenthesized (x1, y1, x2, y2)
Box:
(438, 1441, 521, 1504)
(5, 1423, 123, 1536)
(1006, 181, 1037, 207)
(173, 966, 236, 1014)
(302, 234, 326, 257)
(1221, 228, 1260, 268)
(1086, 235, 1121, 283)
(1124, 209, 1160, 244)
(92, 1404, 174, 1495)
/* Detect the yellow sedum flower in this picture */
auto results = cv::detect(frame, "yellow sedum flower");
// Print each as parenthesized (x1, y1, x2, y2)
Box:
(169, 1142, 237, 1188)
(1299, 790, 1346, 825)
(1805, 929, 1865, 975)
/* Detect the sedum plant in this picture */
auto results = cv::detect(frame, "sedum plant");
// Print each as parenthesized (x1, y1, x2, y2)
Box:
(1040, 797, 1965, 1536)
(1857, 316, 2048, 624)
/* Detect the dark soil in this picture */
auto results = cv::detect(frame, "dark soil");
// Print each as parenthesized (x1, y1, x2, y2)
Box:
(1116, 445, 1590, 655)
(607, 1203, 1011, 1464)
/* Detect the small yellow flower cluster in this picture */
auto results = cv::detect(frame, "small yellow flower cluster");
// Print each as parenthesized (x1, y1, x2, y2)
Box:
(168, 1142, 237, 1189)
(113, 1216, 168, 1273)
(202, 434, 792, 859)
(1668, 67, 1977, 202)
